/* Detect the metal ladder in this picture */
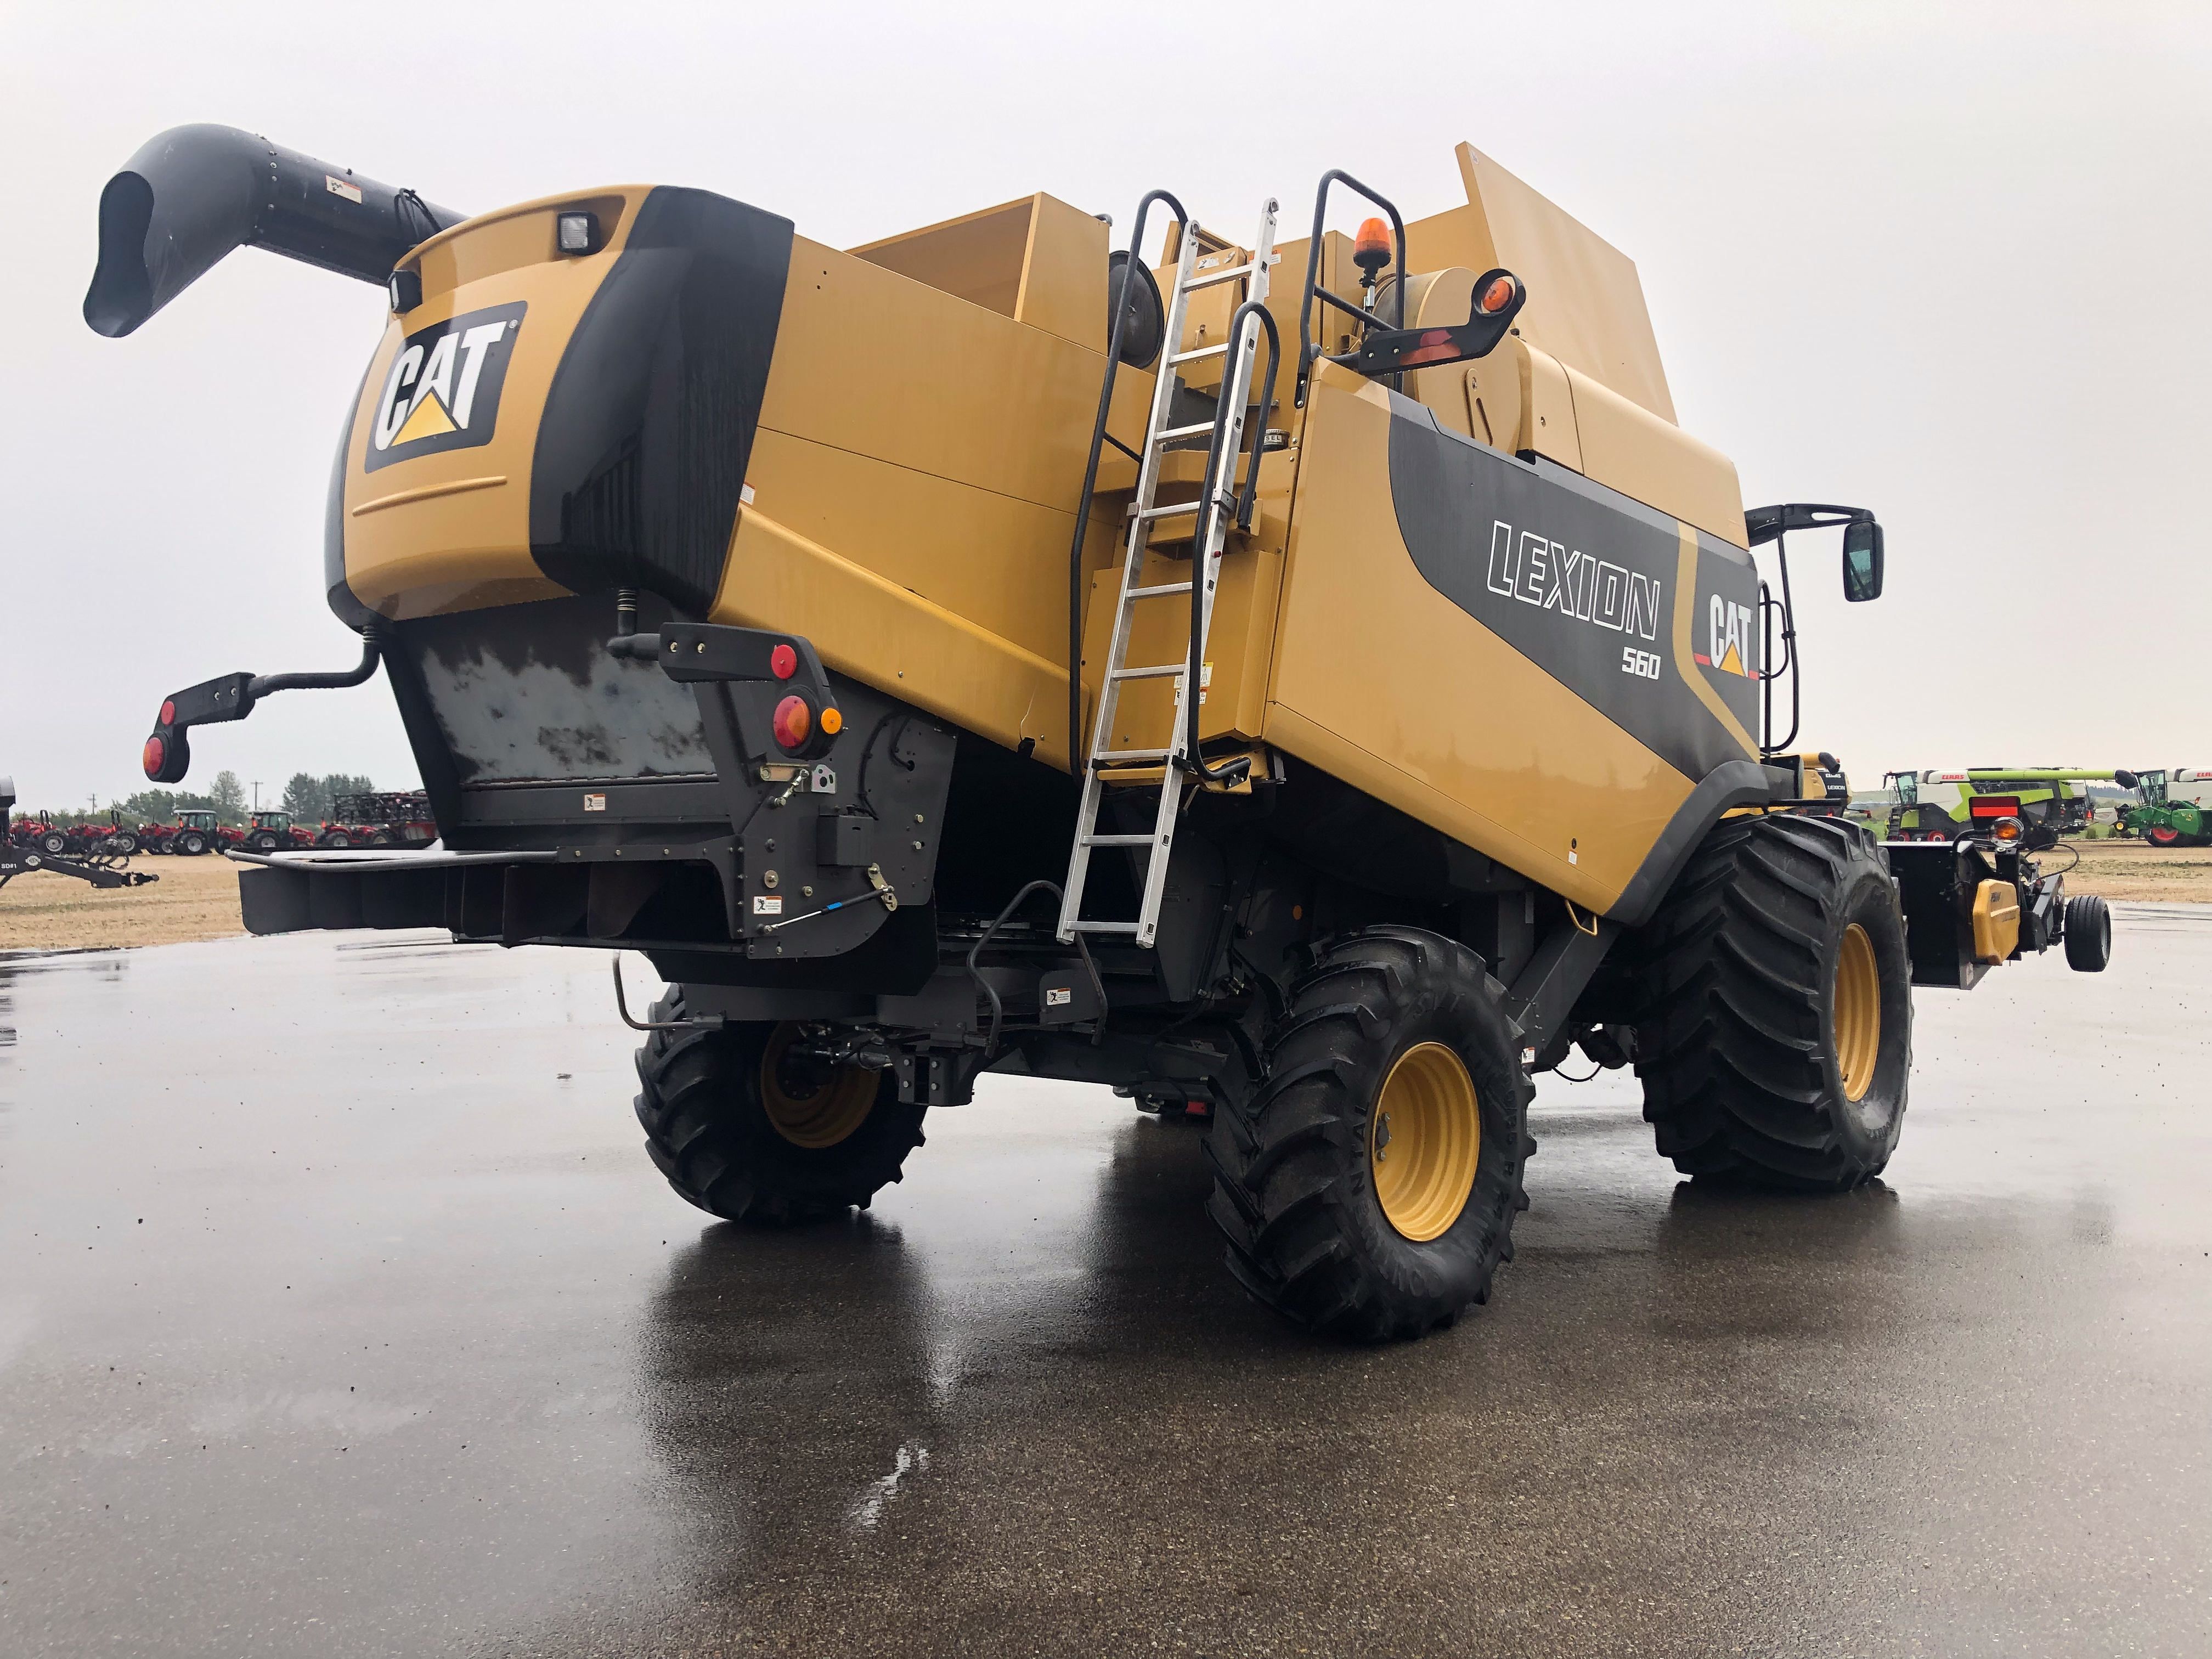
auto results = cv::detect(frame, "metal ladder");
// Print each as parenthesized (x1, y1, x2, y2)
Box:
(1057, 199, 1279, 949)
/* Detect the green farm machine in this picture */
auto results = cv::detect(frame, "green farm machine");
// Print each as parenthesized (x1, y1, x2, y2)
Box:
(2119, 770, 2212, 847)
(1880, 770, 2133, 842)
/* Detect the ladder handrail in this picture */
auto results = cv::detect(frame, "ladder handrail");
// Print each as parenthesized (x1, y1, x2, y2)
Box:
(1294, 169, 1406, 407)
(1181, 298, 1279, 787)
(1067, 189, 1188, 781)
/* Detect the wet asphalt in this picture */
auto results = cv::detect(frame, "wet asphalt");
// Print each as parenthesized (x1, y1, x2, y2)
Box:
(3, 910, 2210, 1658)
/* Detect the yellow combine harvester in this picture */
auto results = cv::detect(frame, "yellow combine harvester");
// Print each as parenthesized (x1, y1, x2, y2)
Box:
(89, 126, 2108, 1340)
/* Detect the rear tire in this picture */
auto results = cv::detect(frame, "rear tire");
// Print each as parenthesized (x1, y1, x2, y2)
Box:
(1206, 926, 1533, 1342)
(2064, 894, 2112, 972)
(178, 832, 208, 856)
(2146, 824, 2181, 847)
(1629, 813, 1913, 1190)
(634, 996, 926, 1224)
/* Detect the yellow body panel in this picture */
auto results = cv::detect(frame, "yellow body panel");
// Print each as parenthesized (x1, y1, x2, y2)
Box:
(757, 234, 1122, 533)
(1568, 368, 1745, 549)
(710, 500, 1073, 763)
(850, 193, 1108, 351)
(1263, 364, 1696, 913)
(1447, 143, 1675, 425)
(1972, 879, 2022, 963)
(1396, 148, 1744, 545)
(341, 187, 652, 618)
(1515, 340, 1584, 472)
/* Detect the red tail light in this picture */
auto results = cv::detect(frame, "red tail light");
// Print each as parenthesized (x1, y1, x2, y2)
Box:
(1970, 795, 2022, 818)
(771, 695, 813, 751)
(769, 643, 797, 680)
(142, 736, 165, 778)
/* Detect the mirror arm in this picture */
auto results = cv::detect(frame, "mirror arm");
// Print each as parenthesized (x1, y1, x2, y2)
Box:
(1759, 534, 1802, 758)
(1745, 501, 1874, 546)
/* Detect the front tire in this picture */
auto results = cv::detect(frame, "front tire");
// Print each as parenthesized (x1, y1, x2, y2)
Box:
(1629, 813, 1913, 1190)
(2064, 894, 2112, 972)
(1206, 927, 1533, 1342)
(634, 997, 926, 1224)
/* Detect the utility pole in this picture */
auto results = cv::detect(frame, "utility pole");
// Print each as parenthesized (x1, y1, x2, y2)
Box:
(252, 780, 263, 811)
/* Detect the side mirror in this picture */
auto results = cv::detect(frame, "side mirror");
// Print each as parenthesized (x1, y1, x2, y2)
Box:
(1842, 520, 1884, 602)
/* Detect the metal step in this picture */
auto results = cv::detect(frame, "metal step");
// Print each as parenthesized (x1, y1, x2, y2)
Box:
(1184, 261, 1257, 290)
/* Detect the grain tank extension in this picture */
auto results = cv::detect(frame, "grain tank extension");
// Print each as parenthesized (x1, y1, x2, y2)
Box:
(88, 127, 2110, 1341)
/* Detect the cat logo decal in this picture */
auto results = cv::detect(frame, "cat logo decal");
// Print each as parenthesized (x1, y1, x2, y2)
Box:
(365, 300, 526, 472)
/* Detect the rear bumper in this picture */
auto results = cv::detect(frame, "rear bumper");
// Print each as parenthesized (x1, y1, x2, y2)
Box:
(238, 608, 961, 991)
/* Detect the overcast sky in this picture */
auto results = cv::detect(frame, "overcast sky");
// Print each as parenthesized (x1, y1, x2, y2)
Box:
(3, 2, 2206, 812)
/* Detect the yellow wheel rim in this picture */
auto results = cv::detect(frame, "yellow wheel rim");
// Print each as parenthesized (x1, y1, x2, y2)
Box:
(1369, 1042, 1482, 1243)
(1833, 923, 1882, 1103)
(759, 1024, 878, 1149)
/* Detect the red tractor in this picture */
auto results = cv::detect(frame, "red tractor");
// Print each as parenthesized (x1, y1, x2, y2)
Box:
(69, 813, 143, 856)
(319, 791, 436, 849)
(139, 808, 236, 856)
(239, 810, 316, 853)
(11, 815, 72, 855)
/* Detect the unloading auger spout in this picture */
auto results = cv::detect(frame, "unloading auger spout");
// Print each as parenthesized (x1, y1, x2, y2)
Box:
(83, 123, 466, 337)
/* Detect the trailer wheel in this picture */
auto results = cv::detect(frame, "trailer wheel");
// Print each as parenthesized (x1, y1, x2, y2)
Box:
(1206, 927, 1533, 1342)
(1630, 813, 1912, 1190)
(2063, 894, 2112, 972)
(634, 997, 926, 1226)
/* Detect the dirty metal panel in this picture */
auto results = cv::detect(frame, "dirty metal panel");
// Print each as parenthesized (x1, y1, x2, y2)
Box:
(394, 593, 713, 785)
